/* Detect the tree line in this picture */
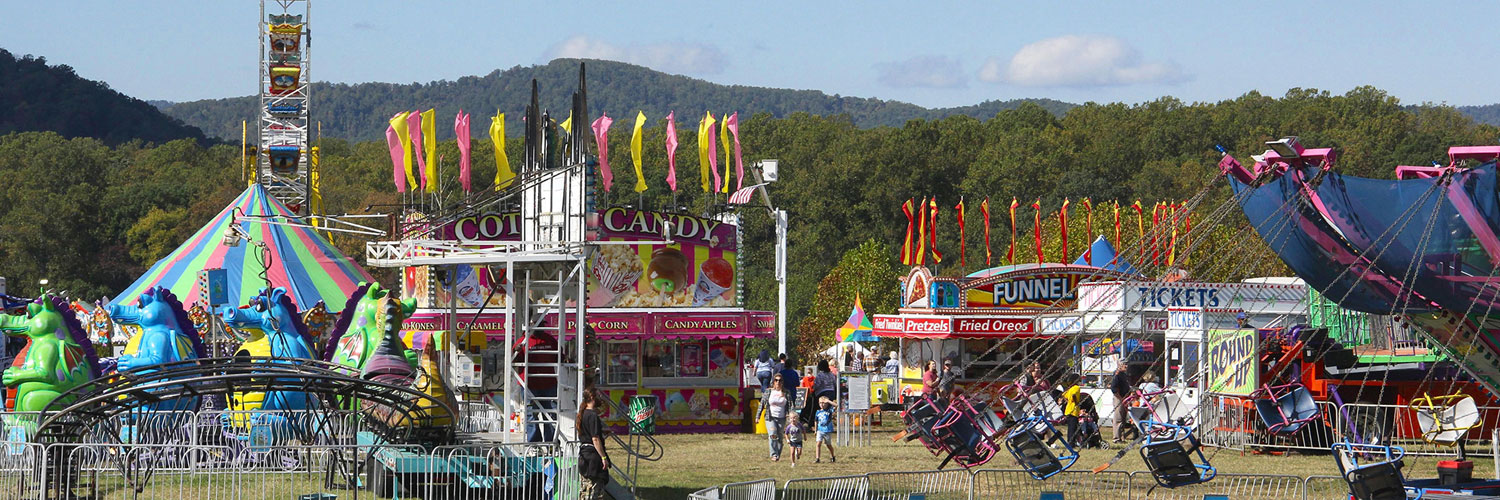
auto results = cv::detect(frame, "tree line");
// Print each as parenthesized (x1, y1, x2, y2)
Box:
(2, 86, 1496, 360)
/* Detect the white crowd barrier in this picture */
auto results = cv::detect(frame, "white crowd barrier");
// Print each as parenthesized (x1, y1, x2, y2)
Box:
(696, 469, 1375, 500)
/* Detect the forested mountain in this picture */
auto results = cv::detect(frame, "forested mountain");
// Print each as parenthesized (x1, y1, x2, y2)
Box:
(163, 58, 1074, 141)
(4, 86, 1495, 352)
(0, 50, 206, 145)
(1459, 104, 1500, 126)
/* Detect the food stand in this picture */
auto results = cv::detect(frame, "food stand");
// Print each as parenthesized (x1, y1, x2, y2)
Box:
(400, 207, 775, 433)
(874, 264, 1133, 400)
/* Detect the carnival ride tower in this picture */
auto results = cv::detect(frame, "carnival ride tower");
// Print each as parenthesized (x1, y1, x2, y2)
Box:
(257, 0, 311, 215)
(366, 74, 593, 445)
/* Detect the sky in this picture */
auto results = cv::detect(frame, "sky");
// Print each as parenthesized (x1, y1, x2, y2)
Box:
(3, 1, 1497, 108)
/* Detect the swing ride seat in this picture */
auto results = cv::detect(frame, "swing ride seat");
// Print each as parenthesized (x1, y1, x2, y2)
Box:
(1410, 393, 1481, 446)
(1332, 442, 1409, 500)
(1253, 383, 1319, 435)
(928, 396, 1003, 468)
(1005, 415, 1078, 480)
(900, 397, 943, 450)
(1137, 421, 1216, 488)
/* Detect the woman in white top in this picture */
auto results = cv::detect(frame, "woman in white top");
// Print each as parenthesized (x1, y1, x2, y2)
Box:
(757, 373, 794, 461)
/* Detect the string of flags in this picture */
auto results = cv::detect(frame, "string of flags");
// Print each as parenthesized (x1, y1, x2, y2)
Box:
(900, 197, 1193, 269)
(384, 109, 747, 196)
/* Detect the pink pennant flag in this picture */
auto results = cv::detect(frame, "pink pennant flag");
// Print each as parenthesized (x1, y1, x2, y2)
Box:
(386, 124, 407, 193)
(707, 115, 721, 192)
(407, 110, 426, 191)
(727, 112, 744, 191)
(664, 111, 679, 192)
(455, 110, 472, 192)
(592, 113, 615, 191)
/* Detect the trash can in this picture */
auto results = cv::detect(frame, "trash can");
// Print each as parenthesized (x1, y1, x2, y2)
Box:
(749, 398, 766, 434)
(628, 395, 657, 435)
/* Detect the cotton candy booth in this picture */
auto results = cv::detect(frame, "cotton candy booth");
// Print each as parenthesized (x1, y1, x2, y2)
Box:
(399, 207, 775, 433)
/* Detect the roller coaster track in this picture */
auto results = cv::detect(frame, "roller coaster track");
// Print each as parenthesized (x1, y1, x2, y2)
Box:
(35, 357, 456, 447)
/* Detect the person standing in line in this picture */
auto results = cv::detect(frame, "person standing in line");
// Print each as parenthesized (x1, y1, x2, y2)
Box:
(814, 397, 837, 463)
(920, 360, 939, 400)
(1110, 363, 1136, 443)
(843, 345, 855, 372)
(757, 373, 794, 461)
(754, 349, 775, 390)
(577, 389, 610, 500)
(882, 352, 900, 376)
(937, 357, 960, 400)
(802, 359, 837, 425)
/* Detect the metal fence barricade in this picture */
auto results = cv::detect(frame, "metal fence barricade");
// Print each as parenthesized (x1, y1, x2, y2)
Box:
(972, 469, 1130, 500)
(1128, 472, 1304, 500)
(782, 474, 870, 500)
(1339, 402, 1497, 458)
(1302, 475, 1350, 500)
(690, 484, 725, 500)
(866, 470, 972, 500)
(721, 478, 778, 500)
(426, 442, 567, 500)
(837, 411, 873, 447)
(1198, 395, 1251, 451)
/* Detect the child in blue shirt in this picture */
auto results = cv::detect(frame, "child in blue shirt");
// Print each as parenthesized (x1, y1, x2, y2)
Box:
(785, 419, 804, 466)
(814, 397, 837, 463)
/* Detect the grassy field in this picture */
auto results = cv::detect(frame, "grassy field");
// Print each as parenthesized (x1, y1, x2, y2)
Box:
(633, 423, 1498, 500)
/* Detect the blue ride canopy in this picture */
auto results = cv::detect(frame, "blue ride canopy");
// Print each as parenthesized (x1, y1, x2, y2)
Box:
(1230, 172, 1422, 314)
(1071, 236, 1141, 275)
(1310, 162, 1500, 314)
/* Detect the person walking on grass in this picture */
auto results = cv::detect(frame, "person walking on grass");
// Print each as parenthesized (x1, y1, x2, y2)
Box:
(785, 418, 804, 467)
(814, 397, 837, 463)
(757, 373, 795, 461)
(754, 349, 774, 390)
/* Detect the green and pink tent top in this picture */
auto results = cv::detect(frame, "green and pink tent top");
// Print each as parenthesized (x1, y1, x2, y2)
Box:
(109, 185, 373, 311)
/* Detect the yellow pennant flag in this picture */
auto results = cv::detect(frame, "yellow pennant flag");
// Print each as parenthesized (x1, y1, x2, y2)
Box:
(490, 111, 515, 190)
(389, 112, 417, 188)
(719, 113, 731, 193)
(697, 113, 712, 192)
(560, 111, 572, 134)
(631, 111, 648, 193)
(421, 109, 437, 192)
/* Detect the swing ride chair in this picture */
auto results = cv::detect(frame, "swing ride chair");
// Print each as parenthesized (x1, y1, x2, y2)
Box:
(900, 395, 945, 453)
(1332, 442, 1410, 500)
(1004, 410, 1079, 480)
(1252, 382, 1320, 435)
(928, 395, 1005, 468)
(1124, 388, 1185, 437)
(1137, 420, 1217, 488)
(1408, 392, 1481, 448)
(900, 394, 1005, 468)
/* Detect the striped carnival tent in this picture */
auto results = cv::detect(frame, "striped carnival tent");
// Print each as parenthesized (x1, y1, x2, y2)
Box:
(109, 184, 373, 311)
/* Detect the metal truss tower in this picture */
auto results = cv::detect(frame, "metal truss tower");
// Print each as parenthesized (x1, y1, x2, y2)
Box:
(258, 0, 311, 214)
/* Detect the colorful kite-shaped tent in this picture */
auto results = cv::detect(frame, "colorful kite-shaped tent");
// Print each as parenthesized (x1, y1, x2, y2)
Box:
(110, 185, 373, 311)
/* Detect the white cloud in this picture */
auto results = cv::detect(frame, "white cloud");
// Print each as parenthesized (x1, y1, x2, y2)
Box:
(980, 35, 1187, 87)
(875, 55, 967, 89)
(544, 35, 728, 75)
